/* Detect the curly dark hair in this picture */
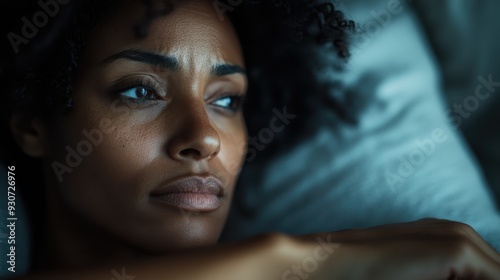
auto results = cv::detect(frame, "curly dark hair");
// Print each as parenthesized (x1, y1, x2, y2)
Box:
(0, 0, 354, 270)
(1, 0, 355, 155)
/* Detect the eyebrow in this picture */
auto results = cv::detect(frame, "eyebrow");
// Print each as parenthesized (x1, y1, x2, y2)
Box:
(211, 64, 246, 76)
(101, 49, 246, 77)
(101, 49, 180, 71)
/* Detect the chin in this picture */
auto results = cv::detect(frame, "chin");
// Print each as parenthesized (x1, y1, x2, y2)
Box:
(120, 216, 224, 254)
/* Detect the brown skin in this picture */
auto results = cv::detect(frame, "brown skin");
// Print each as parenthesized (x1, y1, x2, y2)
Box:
(10, 0, 500, 279)
(13, 220, 500, 280)
(13, 0, 247, 269)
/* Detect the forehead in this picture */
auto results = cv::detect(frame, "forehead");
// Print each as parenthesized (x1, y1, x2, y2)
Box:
(82, 0, 244, 68)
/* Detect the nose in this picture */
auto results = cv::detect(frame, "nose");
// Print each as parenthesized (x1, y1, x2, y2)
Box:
(167, 102, 221, 162)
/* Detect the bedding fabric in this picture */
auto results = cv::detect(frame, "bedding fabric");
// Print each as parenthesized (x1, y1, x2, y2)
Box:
(411, 0, 500, 210)
(221, 0, 500, 253)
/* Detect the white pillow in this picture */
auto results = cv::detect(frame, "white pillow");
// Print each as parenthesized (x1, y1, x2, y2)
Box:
(222, 0, 500, 253)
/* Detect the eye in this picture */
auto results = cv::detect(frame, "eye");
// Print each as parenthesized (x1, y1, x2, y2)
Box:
(120, 86, 158, 101)
(211, 95, 245, 111)
(108, 75, 166, 106)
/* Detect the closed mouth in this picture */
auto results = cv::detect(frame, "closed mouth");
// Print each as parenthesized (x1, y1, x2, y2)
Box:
(150, 176, 223, 212)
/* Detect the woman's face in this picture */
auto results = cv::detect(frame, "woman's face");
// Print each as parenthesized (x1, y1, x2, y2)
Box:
(45, 0, 247, 252)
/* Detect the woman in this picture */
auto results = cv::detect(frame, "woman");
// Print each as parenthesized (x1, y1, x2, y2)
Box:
(1, 0, 500, 279)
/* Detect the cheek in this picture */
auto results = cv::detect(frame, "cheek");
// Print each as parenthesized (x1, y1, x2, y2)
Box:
(52, 90, 166, 173)
(45, 96, 246, 250)
(48, 101, 162, 219)
(217, 118, 247, 186)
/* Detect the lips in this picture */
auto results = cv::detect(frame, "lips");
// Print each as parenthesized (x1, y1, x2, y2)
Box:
(150, 176, 223, 212)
